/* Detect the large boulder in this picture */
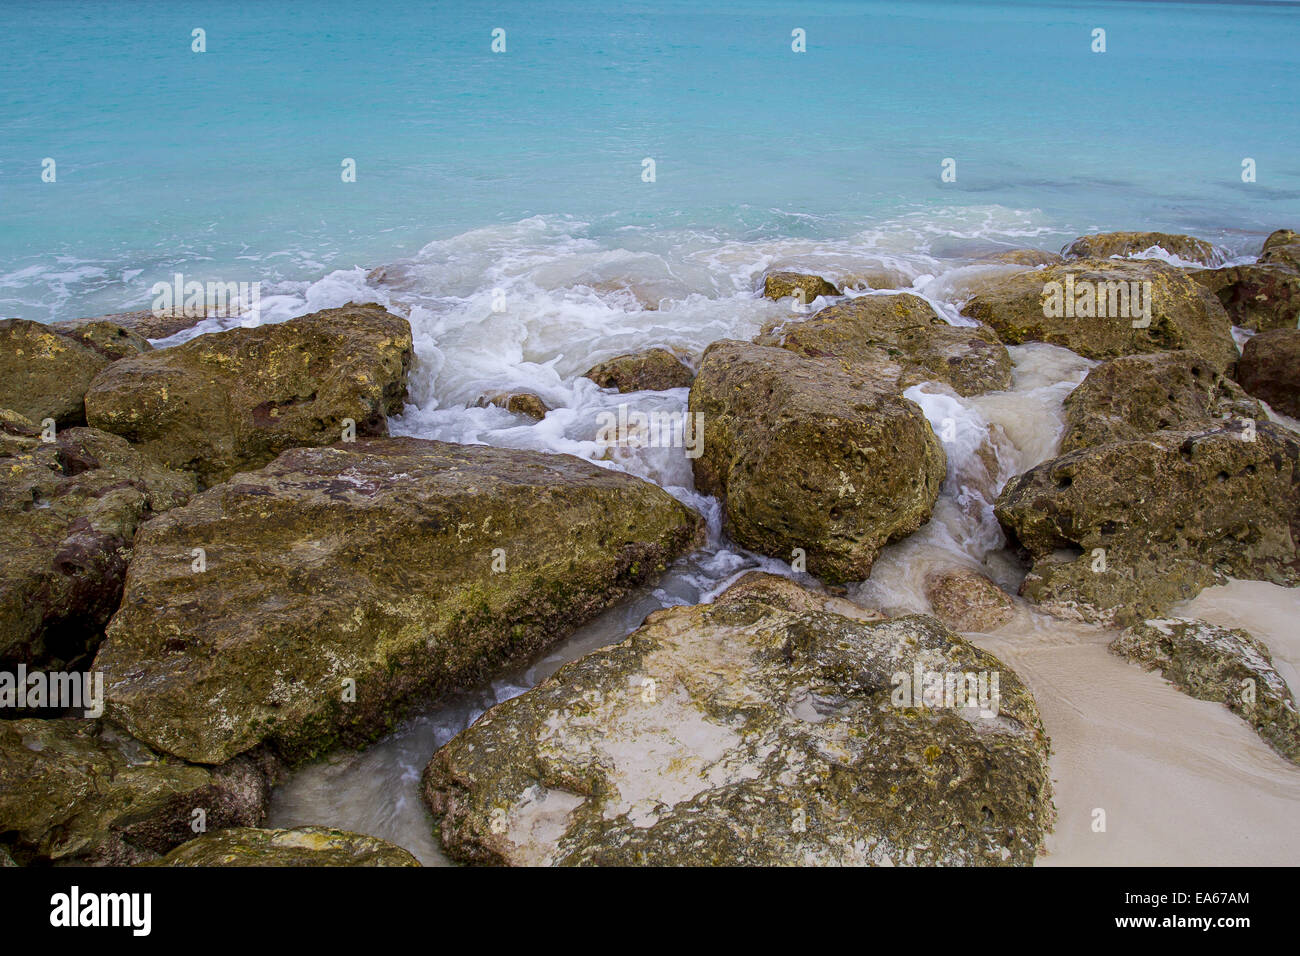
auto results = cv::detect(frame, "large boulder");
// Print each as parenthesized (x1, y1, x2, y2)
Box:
(1111, 618, 1300, 764)
(1190, 263, 1300, 332)
(960, 259, 1238, 369)
(83, 303, 413, 486)
(423, 573, 1053, 866)
(756, 293, 1012, 396)
(689, 341, 945, 584)
(0, 420, 196, 668)
(761, 271, 841, 302)
(1258, 228, 1300, 272)
(1060, 351, 1263, 453)
(0, 318, 109, 426)
(582, 347, 693, 392)
(94, 438, 704, 765)
(1235, 329, 1300, 418)
(995, 423, 1300, 625)
(0, 719, 270, 865)
(147, 826, 421, 867)
(1061, 231, 1222, 266)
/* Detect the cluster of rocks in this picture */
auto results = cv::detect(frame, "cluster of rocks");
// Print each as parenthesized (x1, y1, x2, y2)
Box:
(3, 225, 1297, 867)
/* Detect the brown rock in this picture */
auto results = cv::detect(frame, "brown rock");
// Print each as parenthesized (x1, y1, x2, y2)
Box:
(1236, 329, 1300, 418)
(924, 567, 1015, 631)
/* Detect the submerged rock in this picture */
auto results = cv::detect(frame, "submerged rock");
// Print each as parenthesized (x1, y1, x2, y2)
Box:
(1060, 351, 1263, 453)
(475, 391, 551, 420)
(1061, 231, 1222, 266)
(1111, 618, 1300, 764)
(84, 302, 413, 486)
(94, 438, 703, 765)
(756, 292, 1012, 396)
(761, 271, 841, 303)
(960, 258, 1238, 370)
(1235, 329, 1300, 418)
(1190, 263, 1300, 332)
(147, 826, 421, 867)
(582, 347, 693, 392)
(0, 422, 196, 668)
(924, 567, 1015, 632)
(0, 318, 109, 427)
(690, 341, 945, 584)
(995, 422, 1300, 625)
(423, 573, 1053, 866)
(0, 719, 269, 865)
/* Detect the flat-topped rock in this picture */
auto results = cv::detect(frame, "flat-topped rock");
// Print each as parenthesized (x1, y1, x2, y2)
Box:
(1061, 231, 1222, 266)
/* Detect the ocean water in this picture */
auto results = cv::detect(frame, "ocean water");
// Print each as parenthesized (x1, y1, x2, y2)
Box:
(2, 0, 1299, 320)
(3, 1, 1299, 865)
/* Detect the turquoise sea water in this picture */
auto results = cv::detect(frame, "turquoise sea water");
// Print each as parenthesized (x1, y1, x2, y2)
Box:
(1, 0, 1298, 321)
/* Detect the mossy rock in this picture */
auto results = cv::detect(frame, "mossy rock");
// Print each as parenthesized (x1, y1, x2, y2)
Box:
(84, 302, 413, 487)
(0, 318, 110, 427)
(0, 719, 269, 865)
(93, 438, 704, 765)
(146, 826, 420, 867)
(756, 292, 1012, 396)
(1258, 228, 1300, 272)
(689, 341, 945, 584)
(1060, 351, 1263, 453)
(995, 422, 1300, 625)
(960, 258, 1237, 370)
(1061, 231, 1222, 266)
(582, 348, 693, 392)
(0, 422, 196, 668)
(1235, 329, 1300, 418)
(1112, 618, 1300, 764)
(475, 391, 551, 420)
(423, 573, 1053, 866)
(761, 271, 841, 303)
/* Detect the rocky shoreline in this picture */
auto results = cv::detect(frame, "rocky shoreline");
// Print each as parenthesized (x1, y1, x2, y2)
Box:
(1, 228, 1298, 866)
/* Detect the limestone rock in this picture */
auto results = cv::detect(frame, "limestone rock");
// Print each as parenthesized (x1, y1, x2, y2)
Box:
(1061, 231, 1222, 266)
(84, 302, 413, 486)
(0, 719, 269, 865)
(475, 391, 550, 420)
(960, 258, 1238, 369)
(423, 573, 1053, 866)
(1190, 263, 1300, 332)
(690, 341, 945, 584)
(1258, 228, 1300, 272)
(582, 348, 693, 392)
(1111, 618, 1300, 763)
(94, 438, 704, 765)
(761, 271, 841, 303)
(0, 318, 109, 426)
(1235, 329, 1300, 418)
(1060, 351, 1263, 453)
(924, 567, 1015, 631)
(147, 826, 421, 867)
(995, 423, 1300, 625)
(55, 320, 153, 362)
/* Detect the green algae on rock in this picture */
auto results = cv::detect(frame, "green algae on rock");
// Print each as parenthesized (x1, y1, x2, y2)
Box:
(0, 318, 111, 427)
(1060, 351, 1263, 454)
(995, 422, 1300, 626)
(146, 826, 421, 867)
(0, 719, 270, 865)
(0, 421, 196, 668)
(689, 341, 945, 584)
(756, 292, 1012, 396)
(1111, 618, 1300, 764)
(1061, 231, 1222, 266)
(761, 271, 841, 303)
(423, 573, 1053, 866)
(83, 302, 413, 486)
(1235, 329, 1300, 419)
(94, 437, 704, 765)
(960, 258, 1238, 370)
(582, 347, 694, 392)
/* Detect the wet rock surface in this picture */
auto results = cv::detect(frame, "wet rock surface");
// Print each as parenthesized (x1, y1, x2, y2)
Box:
(690, 340, 945, 583)
(423, 574, 1053, 866)
(94, 437, 704, 765)
(582, 347, 693, 392)
(0, 318, 110, 427)
(147, 826, 421, 867)
(761, 271, 841, 303)
(1235, 329, 1300, 419)
(84, 303, 413, 486)
(924, 567, 1015, 632)
(1061, 231, 1222, 266)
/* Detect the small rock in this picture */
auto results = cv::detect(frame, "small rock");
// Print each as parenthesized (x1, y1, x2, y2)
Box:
(53, 321, 153, 361)
(146, 826, 420, 867)
(1111, 618, 1300, 764)
(761, 271, 841, 303)
(475, 391, 550, 420)
(924, 567, 1015, 631)
(583, 347, 693, 392)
